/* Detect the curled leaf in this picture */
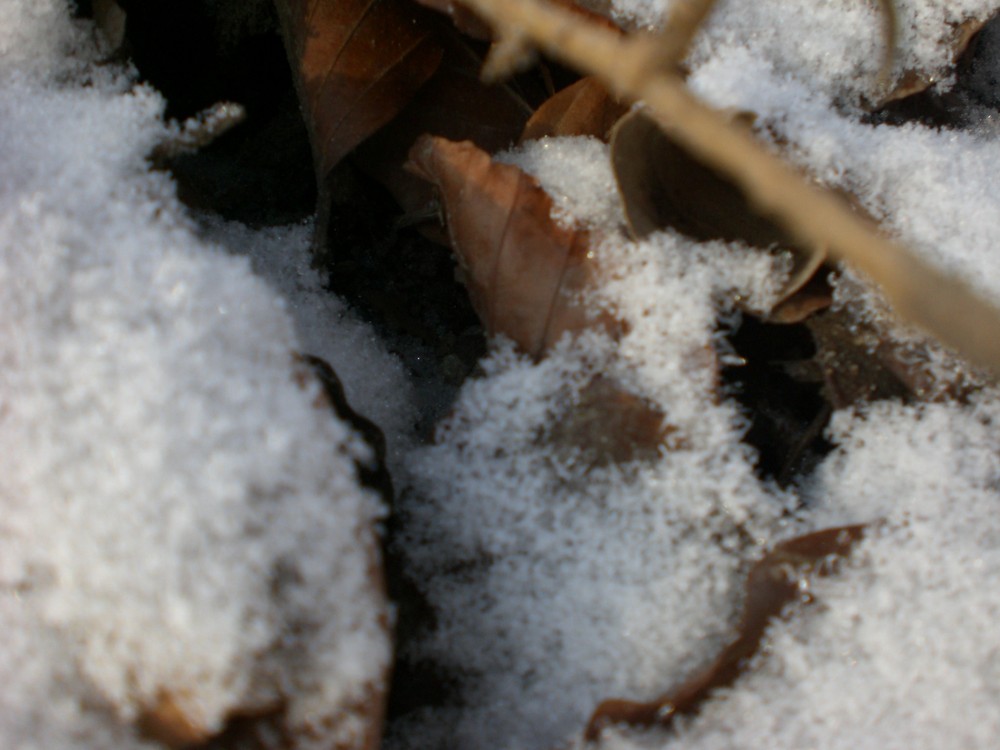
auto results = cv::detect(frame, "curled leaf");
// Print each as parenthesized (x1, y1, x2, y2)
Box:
(586, 524, 866, 740)
(611, 108, 829, 320)
(873, 16, 987, 120)
(520, 76, 628, 142)
(407, 136, 619, 358)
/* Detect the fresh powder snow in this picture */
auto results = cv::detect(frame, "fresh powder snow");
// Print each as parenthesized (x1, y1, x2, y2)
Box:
(6, 1, 1000, 750)
(0, 2, 399, 748)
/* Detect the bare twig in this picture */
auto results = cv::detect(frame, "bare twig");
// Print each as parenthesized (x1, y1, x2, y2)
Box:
(876, 0, 899, 87)
(658, 0, 720, 68)
(452, 0, 1000, 374)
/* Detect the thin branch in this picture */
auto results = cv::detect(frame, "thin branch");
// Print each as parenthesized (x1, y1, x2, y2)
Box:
(453, 0, 1000, 374)
(658, 0, 719, 68)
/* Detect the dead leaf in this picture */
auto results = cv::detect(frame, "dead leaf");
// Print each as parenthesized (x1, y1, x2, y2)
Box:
(354, 32, 533, 231)
(413, 0, 494, 38)
(870, 16, 988, 125)
(406, 135, 620, 358)
(610, 108, 830, 321)
(585, 524, 866, 741)
(544, 375, 686, 468)
(132, 359, 392, 750)
(789, 309, 978, 408)
(519, 77, 628, 142)
(137, 692, 212, 748)
(273, 0, 444, 180)
(93, 0, 127, 52)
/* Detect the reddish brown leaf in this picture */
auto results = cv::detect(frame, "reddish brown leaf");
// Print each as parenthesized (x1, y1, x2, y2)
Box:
(520, 77, 628, 142)
(274, 0, 444, 179)
(407, 136, 619, 358)
(586, 524, 866, 741)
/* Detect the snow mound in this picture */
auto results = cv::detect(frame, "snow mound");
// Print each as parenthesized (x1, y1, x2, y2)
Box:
(0, 4, 391, 748)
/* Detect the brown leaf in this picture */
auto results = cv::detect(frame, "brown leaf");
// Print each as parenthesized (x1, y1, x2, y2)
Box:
(544, 375, 687, 468)
(791, 309, 978, 408)
(610, 108, 830, 321)
(585, 524, 866, 741)
(406, 135, 620, 358)
(354, 32, 533, 229)
(880, 17, 986, 105)
(274, 0, 444, 179)
(519, 77, 628, 142)
(93, 0, 126, 51)
(412, 0, 494, 39)
(137, 692, 212, 748)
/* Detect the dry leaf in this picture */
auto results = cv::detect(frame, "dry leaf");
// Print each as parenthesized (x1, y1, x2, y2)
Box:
(789, 309, 978, 408)
(611, 108, 830, 321)
(413, 0, 494, 38)
(544, 375, 686, 468)
(519, 76, 628, 142)
(585, 524, 866, 741)
(879, 17, 986, 105)
(93, 0, 127, 51)
(354, 32, 533, 228)
(273, 0, 444, 179)
(407, 135, 619, 358)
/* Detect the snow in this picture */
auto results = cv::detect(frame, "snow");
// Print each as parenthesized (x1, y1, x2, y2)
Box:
(390, 2, 1000, 750)
(198, 218, 418, 470)
(7, 0, 1000, 749)
(0, 3, 398, 748)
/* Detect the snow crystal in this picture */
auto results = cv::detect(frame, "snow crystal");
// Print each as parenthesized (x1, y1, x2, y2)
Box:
(613, 0, 999, 104)
(198, 218, 418, 470)
(394, 222, 792, 749)
(391, 0, 1000, 747)
(0, 3, 390, 748)
(498, 136, 626, 232)
(589, 399, 1000, 750)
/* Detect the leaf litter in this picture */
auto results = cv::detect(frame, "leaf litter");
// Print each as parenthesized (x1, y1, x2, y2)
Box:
(8, 1, 1000, 750)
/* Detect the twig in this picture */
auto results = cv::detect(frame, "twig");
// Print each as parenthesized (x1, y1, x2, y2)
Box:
(453, 0, 1000, 374)
(658, 0, 720, 68)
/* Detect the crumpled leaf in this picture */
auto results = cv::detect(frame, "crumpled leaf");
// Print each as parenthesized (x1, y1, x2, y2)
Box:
(274, 0, 444, 180)
(611, 108, 830, 322)
(520, 76, 628, 142)
(585, 524, 866, 741)
(407, 135, 620, 358)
